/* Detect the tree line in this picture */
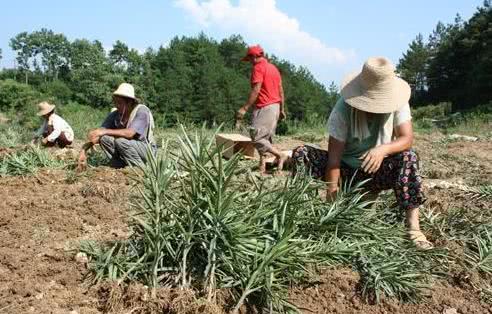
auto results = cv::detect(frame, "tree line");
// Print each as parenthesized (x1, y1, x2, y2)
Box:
(397, 0, 491, 111)
(0, 31, 338, 127)
(1, 1, 488, 126)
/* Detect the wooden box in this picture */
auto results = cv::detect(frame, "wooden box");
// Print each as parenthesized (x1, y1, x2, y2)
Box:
(215, 133, 256, 159)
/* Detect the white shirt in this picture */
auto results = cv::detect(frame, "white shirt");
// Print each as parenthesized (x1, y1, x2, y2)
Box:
(36, 113, 74, 142)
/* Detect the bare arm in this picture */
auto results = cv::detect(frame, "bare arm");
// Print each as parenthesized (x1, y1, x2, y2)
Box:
(99, 128, 137, 140)
(237, 83, 262, 119)
(242, 83, 261, 111)
(382, 121, 414, 154)
(360, 121, 414, 173)
(325, 136, 346, 196)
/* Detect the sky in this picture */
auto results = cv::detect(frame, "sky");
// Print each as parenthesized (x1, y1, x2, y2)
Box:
(0, 0, 484, 87)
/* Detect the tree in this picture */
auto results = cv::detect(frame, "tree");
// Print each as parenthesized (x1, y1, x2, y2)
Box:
(426, 6, 491, 110)
(397, 34, 430, 105)
(10, 32, 34, 84)
(109, 40, 129, 66)
(69, 39, 120, 107)
(34, 29, 70, 80)
(5, 29, 333, 125)
(10, 29, 71, 83)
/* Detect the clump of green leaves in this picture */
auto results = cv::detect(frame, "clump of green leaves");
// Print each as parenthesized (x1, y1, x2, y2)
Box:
(464, 185, 492, 200)
(0, 146, 65, 176)
(82, 126, 445, 312)
(0, 124, 31, 148)
(464, 228, 492, 275)
(86, 149, 108, 168)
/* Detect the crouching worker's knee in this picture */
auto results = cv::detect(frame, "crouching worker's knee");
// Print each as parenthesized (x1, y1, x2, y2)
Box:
(114, 137, 131, 151)
(99, 135, 113, 146)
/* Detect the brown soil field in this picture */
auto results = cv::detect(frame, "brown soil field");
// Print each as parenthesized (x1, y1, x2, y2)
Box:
(0, 133, 491, 314)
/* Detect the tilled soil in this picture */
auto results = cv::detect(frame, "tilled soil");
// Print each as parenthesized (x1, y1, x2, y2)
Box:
(0, 168, 130, 314)
(289, 268, 491, 314)
(0, 134, 491, 314)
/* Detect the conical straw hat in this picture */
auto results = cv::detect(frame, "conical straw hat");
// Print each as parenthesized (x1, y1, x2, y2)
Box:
(341, 57, 410, 114)
(36, 101, 56, 116)
(113, 83, 136, 101)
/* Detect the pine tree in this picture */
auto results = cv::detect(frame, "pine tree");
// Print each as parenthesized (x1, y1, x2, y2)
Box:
(397, 34, 430, 105)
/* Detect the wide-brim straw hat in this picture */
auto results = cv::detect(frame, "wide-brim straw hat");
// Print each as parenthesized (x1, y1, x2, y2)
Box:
(341, 57, 411, 114)
(113, 83, 137, 102)
(36, 101, 56, 116)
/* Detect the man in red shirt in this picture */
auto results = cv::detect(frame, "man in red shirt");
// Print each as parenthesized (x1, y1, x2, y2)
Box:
(237, 45, 287, 175)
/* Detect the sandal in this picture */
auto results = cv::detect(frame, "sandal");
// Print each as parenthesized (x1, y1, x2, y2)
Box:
(408, 230, 434, 250)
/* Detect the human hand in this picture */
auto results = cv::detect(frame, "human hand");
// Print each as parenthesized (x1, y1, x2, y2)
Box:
(42, 137, 49, 145)
(360, 146, 388, 174)
(279, 110, 287, 121)
(88, 129, 104, 145)
(236, 107, 247, 120)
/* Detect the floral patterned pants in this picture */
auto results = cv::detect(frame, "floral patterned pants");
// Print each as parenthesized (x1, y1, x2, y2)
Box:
(292, 145, 426, 211)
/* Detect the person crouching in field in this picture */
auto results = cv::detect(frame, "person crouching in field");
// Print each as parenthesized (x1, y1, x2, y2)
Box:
(77, 83, 156, 170)
(32, 101, 74, 148)
(291, 57, 432, 250)
(236, 45, 287, 175)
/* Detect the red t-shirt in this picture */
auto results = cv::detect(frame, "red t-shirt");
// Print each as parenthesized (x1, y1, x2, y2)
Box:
(250, 59, 282, 108)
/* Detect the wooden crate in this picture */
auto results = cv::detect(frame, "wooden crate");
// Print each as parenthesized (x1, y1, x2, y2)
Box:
(216, 133, 256, 159)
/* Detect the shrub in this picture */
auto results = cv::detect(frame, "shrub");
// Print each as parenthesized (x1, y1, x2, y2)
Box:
(0, 79, 46, 112)
(411, 102, 452, 121)
(57, 101, 108, 139)
(38, 80, 73, 103)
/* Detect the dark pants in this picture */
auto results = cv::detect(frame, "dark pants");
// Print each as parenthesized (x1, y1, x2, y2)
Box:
(292, 145, 426, 211)
(43, 126, 72, 148)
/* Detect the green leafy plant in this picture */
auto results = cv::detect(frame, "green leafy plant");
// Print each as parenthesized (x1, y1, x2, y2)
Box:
(464, 228, 492, 275)
(464, 185, 492, 200)
(0, 146, 65, 176)
(82, 126, 444, 312)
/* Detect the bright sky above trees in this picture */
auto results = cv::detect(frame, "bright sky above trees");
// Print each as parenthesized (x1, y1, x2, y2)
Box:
(0, 0, 483, 86)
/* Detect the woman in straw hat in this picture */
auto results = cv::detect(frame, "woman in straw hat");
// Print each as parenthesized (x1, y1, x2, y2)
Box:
(32, 101, 74, 148)
(291, 57, 432, 249)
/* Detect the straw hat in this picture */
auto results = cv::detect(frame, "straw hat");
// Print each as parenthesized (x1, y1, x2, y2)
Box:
(341, 57, 410, 114)
(113, 83, 137, 101)
(36, 101, 56, 116)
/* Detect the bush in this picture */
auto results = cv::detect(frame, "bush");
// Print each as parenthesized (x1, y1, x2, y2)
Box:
(411, 102, 452, 121)
(57, 101, 108, 139)
(0, 79, 45, 112)
(38, 80, 73, 103)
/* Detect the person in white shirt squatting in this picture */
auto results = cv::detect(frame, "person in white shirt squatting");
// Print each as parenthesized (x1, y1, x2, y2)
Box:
(32, 101, 74, 148)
